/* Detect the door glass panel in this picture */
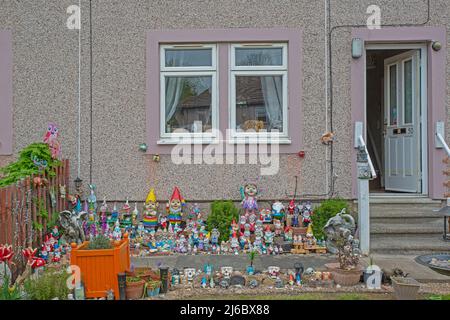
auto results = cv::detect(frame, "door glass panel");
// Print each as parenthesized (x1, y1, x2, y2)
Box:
(389, 64, 397, 126)
(404, 60, 413, 124)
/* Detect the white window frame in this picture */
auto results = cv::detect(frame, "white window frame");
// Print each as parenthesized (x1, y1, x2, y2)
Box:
(159, 44, 218, 144)
(229, 43, 290, 143)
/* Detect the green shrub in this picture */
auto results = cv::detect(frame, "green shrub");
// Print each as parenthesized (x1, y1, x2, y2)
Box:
(0, 143, 60, 187)
(86, 234, 112, 250)
(207, 200, 239, 242)
(311, 198, 349, 240)
(23, 269, 70, 300)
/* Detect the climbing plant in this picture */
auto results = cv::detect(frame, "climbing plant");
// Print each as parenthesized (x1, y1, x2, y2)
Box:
(0, 143, 60, 187)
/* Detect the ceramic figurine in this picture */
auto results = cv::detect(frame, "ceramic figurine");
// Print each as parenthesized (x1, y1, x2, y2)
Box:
(51, 226, 60, 240)
(131, 202, 139, 226)
(59, 184, 66, 199)
(260, 208, 272, 224)
(292, 205, 300, 227)
(284, 226, 293, 242)
(264, 225, 274, 246)
(271, 201, 285, 221)
(289, 273, 295, 286)
(230, 219, 239, 238)
(201, 276, 207, 288)
(43, 123, 61, 160)
(159, 214, 168, 232)
(143, 188, 159, 231)
(268, 266, 280, 279)
(273, 219, 282, 236)
(87, 184, 97, 214)
(248, 212, 257, 232)
(239, 214, 247, 233)
(221, 266, 233, 279)
(301, 201, 313, 227)
(230, 231, 239, 254)
(211, 228, 220, 246)
(209, 277, 215, 288)
(112, 220, 122, 241)
(240, 183, 259, 216)
(120, 199, 132, 229)
(167, 187, 185, 228)
(110, 202, 119, 225)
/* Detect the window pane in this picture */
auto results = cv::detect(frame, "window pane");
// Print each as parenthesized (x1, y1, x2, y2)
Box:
(165, 76, 212, 133)
(389, 65, 397, 126)
(235, 75, 283, 132)
(235, 47, 283, 66)
(404, 60, 413, 124)
(165, 48, 212, 67)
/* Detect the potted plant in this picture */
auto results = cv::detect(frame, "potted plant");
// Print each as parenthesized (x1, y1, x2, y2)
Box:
(391, 275, 421, 300)
(247, 249, 257, 275)
(125, 276, 145, 300)
(323, 211, 362, 286)
(70, 233, 130, 300)
(146, 280, 161, 297)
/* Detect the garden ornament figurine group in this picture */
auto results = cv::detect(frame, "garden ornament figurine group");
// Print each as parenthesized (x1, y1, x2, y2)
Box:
(323, 208, 361, 270)
(59, 210, 87, 245)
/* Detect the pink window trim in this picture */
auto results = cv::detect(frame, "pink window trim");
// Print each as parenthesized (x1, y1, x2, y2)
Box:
(0, 30, 13, 155)
(350, 27, 447, 199)
(146, 28, 303, 154)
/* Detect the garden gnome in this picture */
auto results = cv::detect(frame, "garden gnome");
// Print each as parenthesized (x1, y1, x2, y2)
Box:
(264, 225, 274, 246)
(143, 188, 159, 231)
(286, 199, 295, 226)
(240, 183, 258, 216)
(167, 187, 185, 228)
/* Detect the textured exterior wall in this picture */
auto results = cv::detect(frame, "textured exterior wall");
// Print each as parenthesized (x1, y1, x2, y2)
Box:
(0, 0, 448, 202)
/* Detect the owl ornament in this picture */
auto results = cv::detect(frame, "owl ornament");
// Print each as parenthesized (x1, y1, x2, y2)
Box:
(43, 123, 61, 160)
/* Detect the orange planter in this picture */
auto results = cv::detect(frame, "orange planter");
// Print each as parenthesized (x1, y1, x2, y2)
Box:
(70, 233, 130, 299)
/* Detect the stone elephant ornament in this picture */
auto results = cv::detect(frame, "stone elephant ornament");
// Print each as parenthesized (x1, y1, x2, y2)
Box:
(59, 210, 87, 245)
(323, 208, 358, 254)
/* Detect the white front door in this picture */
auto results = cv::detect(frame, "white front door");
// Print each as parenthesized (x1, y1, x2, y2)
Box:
(384, 50, 421, 192)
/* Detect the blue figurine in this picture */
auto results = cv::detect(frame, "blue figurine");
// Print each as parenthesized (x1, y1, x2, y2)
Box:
(203, 263, 213, 276)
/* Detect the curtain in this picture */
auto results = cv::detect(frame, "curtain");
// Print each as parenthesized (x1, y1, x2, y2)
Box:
(260, 76, 283, 131)
(165, 51, 185, 128)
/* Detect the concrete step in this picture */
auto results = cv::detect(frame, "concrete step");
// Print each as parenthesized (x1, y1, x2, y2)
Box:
(370, 217, 443, 224)
(368, 197, 442, 204)
(370, 208, 443, 218)
(371, 234, 450, 254)
(371, 221, 444, 234)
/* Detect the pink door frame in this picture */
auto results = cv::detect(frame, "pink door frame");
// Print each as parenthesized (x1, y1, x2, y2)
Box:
(351, 27, 447, 199)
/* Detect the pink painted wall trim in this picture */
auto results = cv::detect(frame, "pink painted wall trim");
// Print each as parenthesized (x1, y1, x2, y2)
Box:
(146, 28, 303, 154)
(0, 30, 13, 155)
(351, 27, 447, 199)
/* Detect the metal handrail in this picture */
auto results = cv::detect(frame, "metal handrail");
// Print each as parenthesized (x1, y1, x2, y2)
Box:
(358, 135, 377, 179)
(436, 132, 450, 157)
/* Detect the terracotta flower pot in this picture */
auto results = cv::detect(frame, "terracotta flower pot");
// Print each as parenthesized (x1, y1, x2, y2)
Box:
(325, 262, 362, 286)
(391, 276, 421, 300)
(126, 279, 145, 300)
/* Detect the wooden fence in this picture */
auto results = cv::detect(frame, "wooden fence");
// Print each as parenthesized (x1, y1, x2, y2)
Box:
(0, 159, 70, 249)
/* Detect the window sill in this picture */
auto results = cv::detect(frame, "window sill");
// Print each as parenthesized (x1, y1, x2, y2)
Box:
(228, 137, 292, 145)
(157, 138, 219, 145)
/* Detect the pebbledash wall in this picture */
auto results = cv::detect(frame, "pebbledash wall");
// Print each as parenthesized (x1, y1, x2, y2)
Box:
(0, 0, 449, 203)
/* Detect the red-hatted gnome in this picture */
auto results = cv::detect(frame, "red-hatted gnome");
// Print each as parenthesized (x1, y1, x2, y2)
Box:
(167, 187, 185, 229)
